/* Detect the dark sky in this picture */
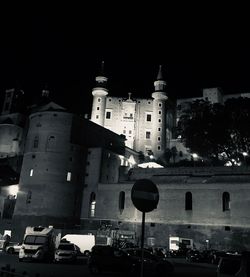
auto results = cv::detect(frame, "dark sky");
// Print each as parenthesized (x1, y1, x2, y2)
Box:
(0, 6, 250, 116)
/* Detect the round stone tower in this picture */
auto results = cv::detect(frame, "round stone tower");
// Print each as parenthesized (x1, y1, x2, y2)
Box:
(90, 61, 108, 126)
(151, 65, 168, 158)
(13, 106, 86, 229)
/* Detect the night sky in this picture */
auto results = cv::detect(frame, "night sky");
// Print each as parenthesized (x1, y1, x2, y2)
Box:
(0, 7, 249, 116)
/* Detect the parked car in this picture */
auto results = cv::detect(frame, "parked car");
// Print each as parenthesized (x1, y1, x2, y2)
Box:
(217, 252, 250, 277)
(186, 249, 204, 262)
(5, 242, 22, 254)
(54, 242, 80, 263)
(88, 245, 138, 275)
(123, 247, 174, 276)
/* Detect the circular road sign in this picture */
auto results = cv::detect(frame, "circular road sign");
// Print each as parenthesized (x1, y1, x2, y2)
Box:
(131, 179, 159, 213)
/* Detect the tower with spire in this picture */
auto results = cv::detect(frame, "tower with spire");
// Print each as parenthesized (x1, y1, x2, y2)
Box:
(90, 61, 108, 126)
(151, 65, 168, 157)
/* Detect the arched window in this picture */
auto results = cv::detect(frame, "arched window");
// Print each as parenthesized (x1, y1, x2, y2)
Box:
(119, 191, 125, 212)
(47, 135, 56, 150)
(33, 136, 39, 148)
(222, 192, 230, 211)
(185, 192, 192, 210)
(89, 192, 96, 217)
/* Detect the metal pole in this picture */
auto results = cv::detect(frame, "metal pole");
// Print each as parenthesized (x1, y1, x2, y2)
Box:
(140, 211, 145, 277)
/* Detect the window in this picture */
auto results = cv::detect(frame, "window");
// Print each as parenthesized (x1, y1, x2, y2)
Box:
(30, 169, 33, 177)
(106, 111, 111, 119)
(67, 172, 71, 181)
(157, 146, 161, 151)
(89, 192, 96, 217)
(146, 131, 151, 139)
(47, 135, 56, 149)
(158, 119, 161, 123)
(185, 192, 192, 210)
(158, 127, 161, 132)
(158, 110, 162, 115)
(158, 136, 161, 141)
(97, 107, 100, 110)
(33, 136, 39, 148)
(96, 115, 99, 119)
(146, 114, 152, 122)
(26, 191, 32, 204)
(129, 130, 132, 134)
(222, 192, 230, 211)
(119, 191, 125, 212)
(98, 98, 101, 102)
(109, 98, 111, 101)
(158, 103, 162, 107)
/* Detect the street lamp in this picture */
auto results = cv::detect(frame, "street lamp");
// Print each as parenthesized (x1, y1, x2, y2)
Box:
(243, 152, 248, 165)
(191, 153, 198, 167)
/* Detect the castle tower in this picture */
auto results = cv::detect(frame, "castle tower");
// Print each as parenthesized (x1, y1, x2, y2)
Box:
(1, 88, 25, 115)
(13, 105, 86, 228)
(151, 65, 168, 157)
(90, 61, 108, 126)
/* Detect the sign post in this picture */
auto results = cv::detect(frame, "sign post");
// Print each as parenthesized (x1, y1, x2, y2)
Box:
(131, 179, 159, 277)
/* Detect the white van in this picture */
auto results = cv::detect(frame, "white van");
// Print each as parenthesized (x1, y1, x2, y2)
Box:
(61, 234, 95, 256)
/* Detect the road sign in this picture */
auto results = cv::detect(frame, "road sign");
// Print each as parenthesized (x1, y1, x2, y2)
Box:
(131, 179, 159, 212)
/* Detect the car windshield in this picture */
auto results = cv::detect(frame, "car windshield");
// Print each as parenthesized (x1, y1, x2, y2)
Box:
(58, 244, 75, 250)
(24, 235, 47, 245)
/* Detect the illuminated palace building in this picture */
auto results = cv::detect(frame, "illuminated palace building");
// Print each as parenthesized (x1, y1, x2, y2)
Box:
(1, 65, 250, 251)
(90, 64, 172, 159)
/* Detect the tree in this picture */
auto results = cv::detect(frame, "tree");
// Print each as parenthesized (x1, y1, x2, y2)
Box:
(171, 146, 178, 164)
(178, 97, 250, 164)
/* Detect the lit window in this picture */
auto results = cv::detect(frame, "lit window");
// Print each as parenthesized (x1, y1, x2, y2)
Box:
(89, 192, 96, 217)
(67, 172, 71, 181)
(106, 111, 111, 119)
(222, 192, 230, 211)
(146, 131, 151, 139)
(185, 192, 192, 210)
(30, 169, 33, 177)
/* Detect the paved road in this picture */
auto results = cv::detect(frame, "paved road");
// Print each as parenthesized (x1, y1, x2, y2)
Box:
(0, 252, 217, 277)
